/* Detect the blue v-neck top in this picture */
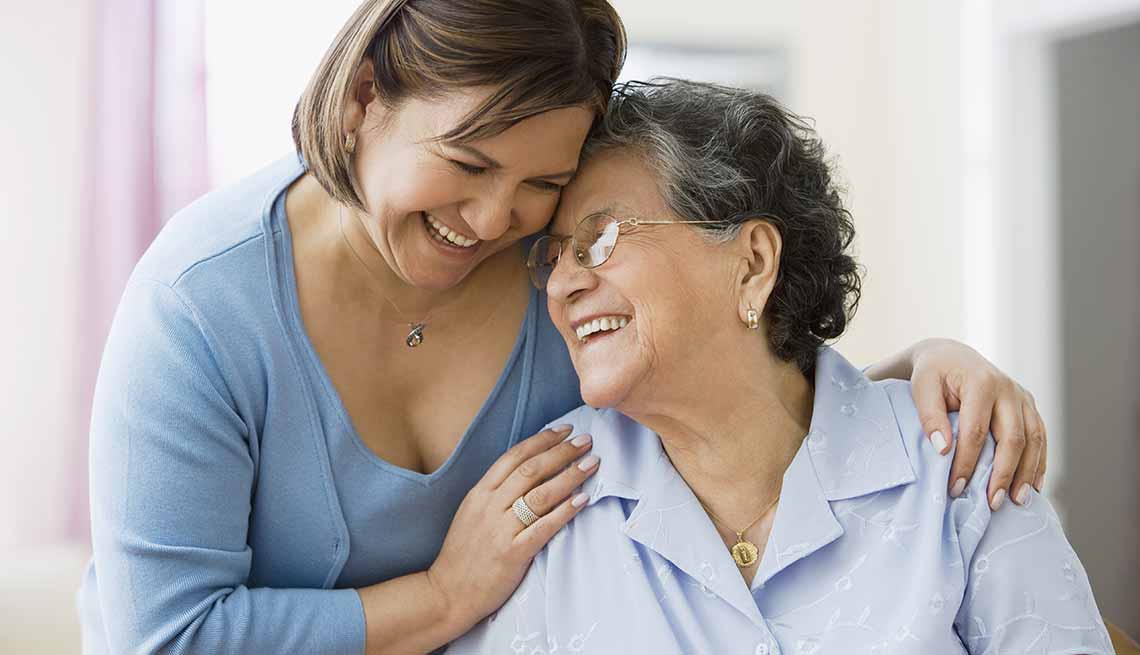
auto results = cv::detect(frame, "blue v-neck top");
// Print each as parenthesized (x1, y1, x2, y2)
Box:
(78, 154, 584, 654)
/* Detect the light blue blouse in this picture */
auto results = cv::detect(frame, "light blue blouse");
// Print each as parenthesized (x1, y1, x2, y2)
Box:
(450, 348, 1111, 655)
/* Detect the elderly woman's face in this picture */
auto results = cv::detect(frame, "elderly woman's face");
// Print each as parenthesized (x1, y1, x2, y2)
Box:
(546, 149, 742, 409)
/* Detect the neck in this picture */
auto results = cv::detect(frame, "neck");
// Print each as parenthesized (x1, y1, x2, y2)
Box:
(624, 345, 814, 529)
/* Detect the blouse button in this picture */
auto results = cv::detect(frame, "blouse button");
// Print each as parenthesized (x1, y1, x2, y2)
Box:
(755, 643, 771, 655)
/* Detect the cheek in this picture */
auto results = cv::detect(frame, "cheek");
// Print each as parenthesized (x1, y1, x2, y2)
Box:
(356, 146, 468, 218)
(513, 189, 561, 235)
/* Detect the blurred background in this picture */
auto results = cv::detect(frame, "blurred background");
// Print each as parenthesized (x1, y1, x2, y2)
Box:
(2, 0, 1138, 651)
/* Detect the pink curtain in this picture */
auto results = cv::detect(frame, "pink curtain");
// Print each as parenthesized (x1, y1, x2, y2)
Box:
(72, 0, 210, 543)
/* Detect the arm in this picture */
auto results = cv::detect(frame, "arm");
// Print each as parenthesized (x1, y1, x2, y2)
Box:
(952, 441, 1112, 654)
(90, 279, 364, 654)
(866, 338, 1047, 508)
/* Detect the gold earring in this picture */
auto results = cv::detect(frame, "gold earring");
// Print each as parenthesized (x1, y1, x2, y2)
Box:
(745, 307, 760, 330)
(345, 132, 357, 154)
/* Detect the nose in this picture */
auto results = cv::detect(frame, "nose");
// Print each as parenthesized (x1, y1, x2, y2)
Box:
(459, 186, 514, 242)
(546, 248, 596, 304)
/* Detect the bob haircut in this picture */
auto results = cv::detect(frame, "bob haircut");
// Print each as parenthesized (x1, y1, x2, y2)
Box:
(292, 0, 627, 209)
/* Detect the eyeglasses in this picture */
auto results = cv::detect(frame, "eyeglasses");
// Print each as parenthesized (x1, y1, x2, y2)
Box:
(526, 212, 733, 290)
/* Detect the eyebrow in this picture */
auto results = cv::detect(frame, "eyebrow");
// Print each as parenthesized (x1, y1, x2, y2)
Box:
(548, 205, 620, 238)
(450, 144, 578, 181)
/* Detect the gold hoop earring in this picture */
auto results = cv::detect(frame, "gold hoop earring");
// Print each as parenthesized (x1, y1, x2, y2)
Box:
(745, 307, 760, 330)
(345, 132, 357, 154)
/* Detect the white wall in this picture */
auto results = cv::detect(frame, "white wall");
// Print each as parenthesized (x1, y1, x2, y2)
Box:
(0, 2, 92, 551)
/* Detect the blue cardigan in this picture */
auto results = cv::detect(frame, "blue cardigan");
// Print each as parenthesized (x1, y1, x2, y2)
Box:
(78, 155, 583, 654)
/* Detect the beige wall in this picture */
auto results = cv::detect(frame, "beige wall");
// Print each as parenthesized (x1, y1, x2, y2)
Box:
(0, 2, 91, 550)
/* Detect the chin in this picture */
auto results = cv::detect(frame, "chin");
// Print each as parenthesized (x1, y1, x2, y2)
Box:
(578, 372, 635, 410)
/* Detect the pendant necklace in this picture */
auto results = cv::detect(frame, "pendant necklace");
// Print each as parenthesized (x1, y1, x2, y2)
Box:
(338, 205, 434, 348)
(701, 497, 780, 568)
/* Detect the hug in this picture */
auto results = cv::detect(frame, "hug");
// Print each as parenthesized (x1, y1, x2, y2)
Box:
(78, 1, 1109, 654)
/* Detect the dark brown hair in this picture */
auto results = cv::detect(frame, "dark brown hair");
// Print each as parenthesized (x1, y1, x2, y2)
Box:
(293, 0, 627, 209)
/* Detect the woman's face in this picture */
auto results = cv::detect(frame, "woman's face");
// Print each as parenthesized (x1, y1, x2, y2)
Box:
(352, 88, 595, 291)
(545, 149, 744, 410)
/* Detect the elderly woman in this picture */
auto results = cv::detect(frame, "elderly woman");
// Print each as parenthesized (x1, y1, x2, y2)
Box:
(449, 80, 1111, 654)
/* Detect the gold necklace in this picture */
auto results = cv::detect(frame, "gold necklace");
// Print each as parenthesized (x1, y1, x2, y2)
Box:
(701, 498, 779, 568)
(337, 206, 435, 348)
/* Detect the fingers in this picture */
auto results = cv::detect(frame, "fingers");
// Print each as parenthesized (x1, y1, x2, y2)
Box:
(983, 386, 1027, 510)
(911, 366, 953, 455)
(1007, 400, 1044, 506)
(522, 452, 600, 516)
(482, 425, 573, 489)
(1034, 416, 1048, 491)
(947, 375, 998, 497)
(512, 491, 591, 559)
(498, 431, 595, 503)
(1026, 400, 1048, 492)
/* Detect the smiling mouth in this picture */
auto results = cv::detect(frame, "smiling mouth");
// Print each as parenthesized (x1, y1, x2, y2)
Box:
(423, 213, 479, 248)
(575, 315, 630, 342)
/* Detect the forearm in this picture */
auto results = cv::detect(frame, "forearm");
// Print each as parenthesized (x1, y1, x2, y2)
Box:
(359, 570, 471, 655)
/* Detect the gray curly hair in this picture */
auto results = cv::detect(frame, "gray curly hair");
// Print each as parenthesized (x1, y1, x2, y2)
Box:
(582, 78, 862, 374)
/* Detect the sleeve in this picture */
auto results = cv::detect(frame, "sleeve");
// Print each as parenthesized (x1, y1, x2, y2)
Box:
(445, 556, 550, 654)
(88, 277, 366, 655)
(951, 441, 1113, 655)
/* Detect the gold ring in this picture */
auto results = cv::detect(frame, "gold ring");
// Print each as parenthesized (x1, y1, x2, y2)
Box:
(511, 496, 540, 527)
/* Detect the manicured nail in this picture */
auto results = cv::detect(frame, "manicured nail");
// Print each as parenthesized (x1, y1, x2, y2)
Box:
(571, 493, 589, 508)
(570, 433, 592, 448)
(930, 431, 948, 454)
(1016, 483, 1031, 505)
(553, 424, 573, 435)
(578, 454, 600, 471)
(990, 488, 1007, 511)
(950, 478, 967, 498)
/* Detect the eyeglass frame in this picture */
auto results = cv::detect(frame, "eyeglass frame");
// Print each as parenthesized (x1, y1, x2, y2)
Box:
(526, 212, 737, 290)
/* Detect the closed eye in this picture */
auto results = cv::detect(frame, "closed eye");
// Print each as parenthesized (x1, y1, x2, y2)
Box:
(529, 179, 564, 193)
(450, 160, 487, 176)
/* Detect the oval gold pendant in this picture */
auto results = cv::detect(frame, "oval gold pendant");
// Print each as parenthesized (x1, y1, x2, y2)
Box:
(731, 540, 759, 568)
(406, 324, 425, 348)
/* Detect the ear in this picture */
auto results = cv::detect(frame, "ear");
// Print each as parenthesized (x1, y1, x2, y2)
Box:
(342, 58, 379, 138)
(735, 219, 783, 325)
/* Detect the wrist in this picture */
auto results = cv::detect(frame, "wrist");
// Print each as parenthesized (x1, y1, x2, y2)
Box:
(422, 567, 475, 642)
(420, 568, 454, 631)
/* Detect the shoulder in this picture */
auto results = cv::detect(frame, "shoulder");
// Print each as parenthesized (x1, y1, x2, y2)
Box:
(879, 378, 997, 492)
(134, 154, 305, 289)
(542, 405, 662, 503)
(107, 156, 307, 401)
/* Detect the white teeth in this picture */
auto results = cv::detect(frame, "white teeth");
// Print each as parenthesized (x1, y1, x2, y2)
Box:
(575, 316, 630, 341)
(425, 214, 478, 248)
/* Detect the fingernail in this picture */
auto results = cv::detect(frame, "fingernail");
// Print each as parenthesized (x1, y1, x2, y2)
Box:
(553, 424, 573, 435)
(950, 478, 967, 498)
(1016, 483, 1031, 505)
(578, 454, 600, 471)
(930, 431, 948, 454)
(571, 493, 589, 508)
(990, 488, 1007, 511)
(570, 433, 592, 448)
